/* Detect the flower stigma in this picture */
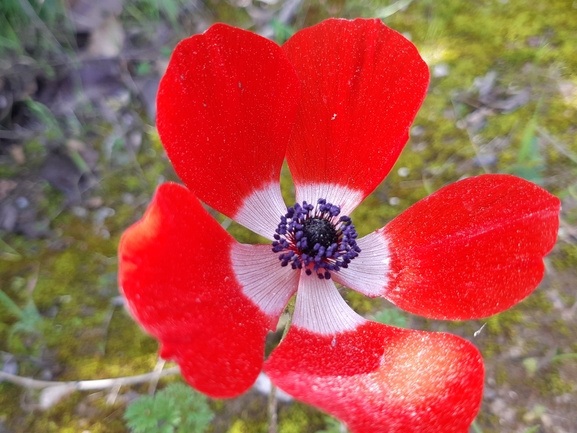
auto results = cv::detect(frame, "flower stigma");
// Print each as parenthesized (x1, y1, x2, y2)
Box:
(272, 199, 361, 279)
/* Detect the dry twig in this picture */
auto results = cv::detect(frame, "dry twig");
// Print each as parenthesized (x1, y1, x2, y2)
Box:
(0, 366, 180, 390)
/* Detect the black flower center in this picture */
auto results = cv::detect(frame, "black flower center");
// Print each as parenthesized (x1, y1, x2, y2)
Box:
(301, 218, 338, 256)
(271, 198, 361, 279)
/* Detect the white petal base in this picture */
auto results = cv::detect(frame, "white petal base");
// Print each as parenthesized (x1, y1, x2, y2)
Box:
(292, 272, 366, 335)
(296, 183, 363, 216)
(231, 243, 299, 318)
(234, 182, 287, 240)
(333, 228, 391, 297)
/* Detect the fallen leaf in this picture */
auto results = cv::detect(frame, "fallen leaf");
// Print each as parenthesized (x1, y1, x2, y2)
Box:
(39, 384, 75, 410)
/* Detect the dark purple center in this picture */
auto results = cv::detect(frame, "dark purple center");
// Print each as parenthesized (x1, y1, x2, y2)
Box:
(271, 198, 361, 279)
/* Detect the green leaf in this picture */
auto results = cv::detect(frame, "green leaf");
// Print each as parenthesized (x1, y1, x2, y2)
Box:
(271, 19, 295, 44)
(124, 383, 214, 433)
(551, 352, 577, 362)
(508, 106, 544, 184)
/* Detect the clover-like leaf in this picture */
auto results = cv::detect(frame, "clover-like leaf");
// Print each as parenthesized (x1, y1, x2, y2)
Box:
(124, 383, 213, 433)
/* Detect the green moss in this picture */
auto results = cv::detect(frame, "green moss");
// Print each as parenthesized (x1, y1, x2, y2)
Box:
(486, 309, 524, 336)
(0, 164, 19, 178)
(344, 289, 377, 315)
(0, 384, 22, 420)
(279, 412, 310, 433)
(554, 244, 577, 271)
(520, 289, 554, 315)
(18, 392, 127, 433)
(23, 139, 47, 163)
(495, 364, 510, 387)
(227, 419, 266, 433)
(278, 402, 326, 433)
(552, 318, 573, 337)
(530, 368, 575, 396)
(481, 338, 502, 359)
(473, 412, 501, 433)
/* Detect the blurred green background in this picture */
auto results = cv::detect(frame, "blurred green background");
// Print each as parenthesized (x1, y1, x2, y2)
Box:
(0, 0, 576, 432)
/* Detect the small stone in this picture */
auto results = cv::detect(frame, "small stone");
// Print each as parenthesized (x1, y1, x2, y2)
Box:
(15, 196, 29, 209)
(397, 167, 410, 178)
(411, 125, 425, 136)
(432, 63, 450, 78)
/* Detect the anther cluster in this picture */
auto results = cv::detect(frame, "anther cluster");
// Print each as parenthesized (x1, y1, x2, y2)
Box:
(272, 199, 361, 279)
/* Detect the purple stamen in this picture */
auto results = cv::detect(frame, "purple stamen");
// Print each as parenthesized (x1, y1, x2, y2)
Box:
(271, 198, 361, 279)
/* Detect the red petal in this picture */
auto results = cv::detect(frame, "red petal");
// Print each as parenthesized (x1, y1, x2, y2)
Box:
(118, 183, 277, 398)
(383, 174, 560, 320)
(265, 322, 483, 433)
(283, 18, 429, 206)
(157, 24, 300, 223)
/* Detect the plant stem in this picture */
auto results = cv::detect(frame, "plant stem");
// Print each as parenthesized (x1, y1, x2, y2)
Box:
(268, 384, 278, 433)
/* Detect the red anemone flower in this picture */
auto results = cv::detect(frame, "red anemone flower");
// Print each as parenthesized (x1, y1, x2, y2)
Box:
(118, 18, 560, 432)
